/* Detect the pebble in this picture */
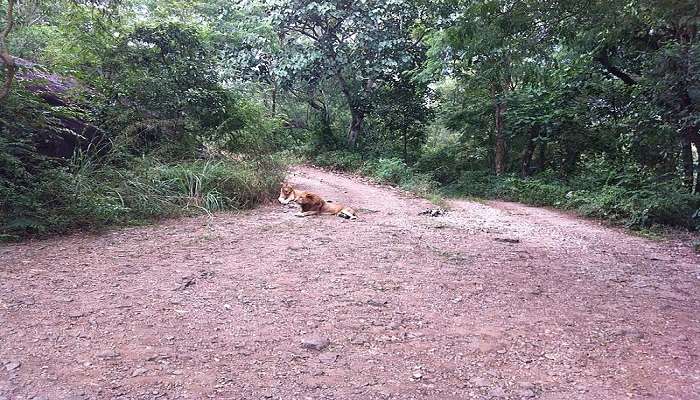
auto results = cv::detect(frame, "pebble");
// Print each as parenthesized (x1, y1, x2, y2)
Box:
(516, 389, 536, 398)
(472, 377, 490, 387)
(350, 335, 368, 345)
(387, 321, 401, 330)
(5, 361, 21, 371)
(131, 367, 148, 377)
(319, 353, 339, 364)
(96, 350, 120, 359)
(301, 337, 330, 351)
(68, 310, 86, 318)
(367, 298, 388, 307)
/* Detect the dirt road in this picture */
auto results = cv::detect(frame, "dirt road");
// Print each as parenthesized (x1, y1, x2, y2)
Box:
(1, 166, 699, 400)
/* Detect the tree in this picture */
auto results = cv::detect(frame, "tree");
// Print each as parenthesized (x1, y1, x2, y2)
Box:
(429, 0, 552, 175)
(270, 0, 425, 147)
(0, 0, 15, 102)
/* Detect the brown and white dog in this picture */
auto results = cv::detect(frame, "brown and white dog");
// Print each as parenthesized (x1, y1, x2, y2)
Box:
(278, 182, 358, 220)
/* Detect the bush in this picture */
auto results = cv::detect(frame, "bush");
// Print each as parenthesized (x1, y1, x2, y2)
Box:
(445, 169, 700, 230)
(313, 150, 365, 171)
(362, 157, 411, 185)
(0, 157, 283, 240)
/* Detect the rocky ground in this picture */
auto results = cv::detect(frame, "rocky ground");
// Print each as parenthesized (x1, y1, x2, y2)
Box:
(1, 166, 699, 400)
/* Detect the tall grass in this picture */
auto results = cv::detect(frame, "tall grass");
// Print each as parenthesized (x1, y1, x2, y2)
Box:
(0, 156, 284, 240)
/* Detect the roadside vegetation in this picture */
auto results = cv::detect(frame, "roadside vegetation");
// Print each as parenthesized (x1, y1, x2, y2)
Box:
(1, 0, 698, 239)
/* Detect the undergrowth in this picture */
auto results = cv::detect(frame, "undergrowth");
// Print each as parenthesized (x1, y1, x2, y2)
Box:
(310, 150, 700, 231)
(1, 156, 283, 241)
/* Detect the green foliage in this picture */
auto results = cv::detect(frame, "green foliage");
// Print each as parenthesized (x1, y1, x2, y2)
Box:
(445, 167, 700, 230)
(313, 150, 365, 171)
(362, 158, 412, 186)
(0, 1, 288, 240)
(1, 157, 283, 239)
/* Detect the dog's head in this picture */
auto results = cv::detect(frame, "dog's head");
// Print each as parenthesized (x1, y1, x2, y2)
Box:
(294, 192, 321, 207)
(278, 182, 297, 204)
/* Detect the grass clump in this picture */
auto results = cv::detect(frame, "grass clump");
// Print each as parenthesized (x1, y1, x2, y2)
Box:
(1, 157, 283, 240)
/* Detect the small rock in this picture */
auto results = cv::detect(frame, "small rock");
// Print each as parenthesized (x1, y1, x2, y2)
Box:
(68, 310, 86, 318)
(412, 372, 423, 380)
(367, 298, 388, 307)
(173, 275, 196, 291)
(96, 350, 120, 359)
(488, 387, 507, 398)
(301, 337, 330, 351)
(131, 367, 148, 377)
(172, 369, 184, 375)
(495, 237, 520, 244)
(419, 208, 446, 217)
(4, 361, 21, 371)
(350, 335, 368, 345)
(612, 326, 643, 339)
(472, 377, 490, 387)
(527, 286, 543, 296)
(146, 353, 170, 361)
(319, 353, 339, 364)
(516, 389, 536, 398)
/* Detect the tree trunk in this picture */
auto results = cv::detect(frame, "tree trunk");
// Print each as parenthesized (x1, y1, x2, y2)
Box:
(681, 135, 694, 189)
(689, 133, 700, 194)
(0, 0, 16, 102)
(494, 96, 506, 176)
(403, 131, 408, 163)
(335, 70, 368, 148)
(271, 81, 277, 117)
(534, 141, 546, 173)
(347, 109, 364, 148)
(521, 128, 537, 178)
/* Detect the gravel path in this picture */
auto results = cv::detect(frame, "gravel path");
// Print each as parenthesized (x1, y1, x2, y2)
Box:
(1, 165, 699, 400)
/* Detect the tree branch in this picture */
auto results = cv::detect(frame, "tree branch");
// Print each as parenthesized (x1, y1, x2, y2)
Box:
(0, 0, 16, 102)
(595, 50, 637, 86)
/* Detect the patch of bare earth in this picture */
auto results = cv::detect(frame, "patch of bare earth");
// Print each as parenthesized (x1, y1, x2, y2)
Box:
(1, 166, 699, 400)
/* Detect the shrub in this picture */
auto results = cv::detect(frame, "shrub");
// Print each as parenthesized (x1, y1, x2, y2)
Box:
(0, 157, 283, 240)
(400, 173, 439, 197)
(362, 157, 411, 185)
(313, 150, 365, 171)
(445, 168, 700, 230)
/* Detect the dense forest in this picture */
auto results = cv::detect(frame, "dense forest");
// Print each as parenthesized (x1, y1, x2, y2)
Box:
(1, 0, 698, 239)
